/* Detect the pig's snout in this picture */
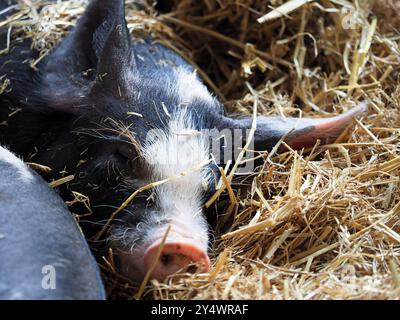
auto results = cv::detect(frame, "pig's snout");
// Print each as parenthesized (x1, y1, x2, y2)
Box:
(115, 219, 211, 282)
(144, 241, 210, 281)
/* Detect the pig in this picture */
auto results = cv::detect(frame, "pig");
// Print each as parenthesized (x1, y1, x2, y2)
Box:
(0, 146, 105, 299)
(0, 0, 366, 283)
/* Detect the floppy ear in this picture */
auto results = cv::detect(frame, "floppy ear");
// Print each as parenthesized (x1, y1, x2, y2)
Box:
(217, 103, 367, 152)
(39, 0, 133, 114)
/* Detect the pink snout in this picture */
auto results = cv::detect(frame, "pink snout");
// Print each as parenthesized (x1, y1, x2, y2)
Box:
(144, 242, 210, 281)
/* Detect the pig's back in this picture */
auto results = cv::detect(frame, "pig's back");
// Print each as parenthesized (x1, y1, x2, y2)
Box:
(0, 146, 105, 300)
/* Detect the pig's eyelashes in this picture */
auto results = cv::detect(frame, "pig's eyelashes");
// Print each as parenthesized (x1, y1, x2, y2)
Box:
(116, 144, 136, 161)
(113, 152, 133, 169)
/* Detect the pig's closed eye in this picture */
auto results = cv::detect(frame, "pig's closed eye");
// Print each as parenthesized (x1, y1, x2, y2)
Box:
(116, 144, 135, 162)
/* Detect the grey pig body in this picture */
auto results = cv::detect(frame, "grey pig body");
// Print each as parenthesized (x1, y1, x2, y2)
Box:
(0, 146, 105, 300)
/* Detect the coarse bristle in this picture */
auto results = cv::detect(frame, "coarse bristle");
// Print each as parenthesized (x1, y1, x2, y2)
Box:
(2, 0, 400, 300)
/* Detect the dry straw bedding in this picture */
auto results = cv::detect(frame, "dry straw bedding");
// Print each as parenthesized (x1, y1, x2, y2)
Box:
(1, 0, 400, 299)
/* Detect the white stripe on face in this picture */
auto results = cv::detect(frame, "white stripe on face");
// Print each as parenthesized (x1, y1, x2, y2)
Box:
(143, 107, 210, 208)
(141, 107, 210, 245)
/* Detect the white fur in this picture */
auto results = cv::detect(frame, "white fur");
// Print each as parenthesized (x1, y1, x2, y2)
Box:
(141, 108, 211, 245)
(175, 67, 215, 105)
(0, 147, 34, 183)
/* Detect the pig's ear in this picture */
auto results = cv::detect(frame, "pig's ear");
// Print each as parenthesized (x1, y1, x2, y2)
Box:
(217, 103, 367, 152)
(92, 0, 134, 95)
(39, 0, 132, 114)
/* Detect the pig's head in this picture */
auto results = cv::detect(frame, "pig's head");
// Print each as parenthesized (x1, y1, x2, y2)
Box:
(22, 0, 366, 282)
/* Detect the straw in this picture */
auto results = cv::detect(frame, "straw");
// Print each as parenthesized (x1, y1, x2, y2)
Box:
(1, 0, 400, 300)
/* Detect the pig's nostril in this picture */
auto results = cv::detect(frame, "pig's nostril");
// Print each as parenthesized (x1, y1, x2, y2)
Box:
(144, 243, 210, 281)
(186, 264, 199, 274)
(160, 252, 190, 268)
(160, 253, 174, 265)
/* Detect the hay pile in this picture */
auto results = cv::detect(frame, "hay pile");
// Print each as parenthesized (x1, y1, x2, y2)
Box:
(2, 0, 400, 299)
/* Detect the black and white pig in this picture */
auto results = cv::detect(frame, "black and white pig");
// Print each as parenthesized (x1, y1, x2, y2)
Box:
(0, 146, 105, 299)
(0, 0, 366, 282)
